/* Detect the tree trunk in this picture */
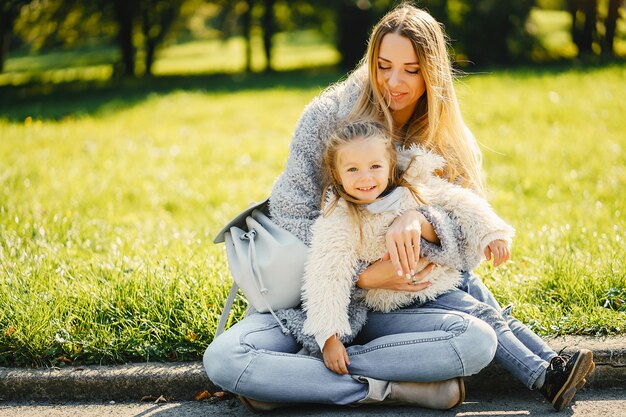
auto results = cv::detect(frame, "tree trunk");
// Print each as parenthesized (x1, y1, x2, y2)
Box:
(113, 0, 137, 77)
(141, 3, 155, 77)
(0, 3, 21, 73)
(0, 8, 15, 73)
(140, 0, 182, 77)
(262, 0, 275, 72)
(567, 0, 583, 53)
(242, 0, 253, 73)
(144, 39, 157, 77)
(579, 0, 597, 55)
(337, 2, 371, 70)
(603, 0, 620, 57)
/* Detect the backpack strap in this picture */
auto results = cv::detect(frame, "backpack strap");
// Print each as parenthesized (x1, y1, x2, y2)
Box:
(215, 282, 240, 337)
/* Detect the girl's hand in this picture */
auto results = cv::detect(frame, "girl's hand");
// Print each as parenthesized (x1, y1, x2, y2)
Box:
(385, 210, 426, 278)
(357, 252, 434, 291)
(484, 239, 510, 267)
(322, 336, 350, 375)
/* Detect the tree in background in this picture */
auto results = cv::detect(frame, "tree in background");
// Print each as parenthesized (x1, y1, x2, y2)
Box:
(10, 0, 189, 77)
(110, 0, 186, 77)
(212, 0, 275, 73)
(140, 0, 185, 76)
(451, 0, 536, 65)
(567, 0, 625, 57)
(568, 0, 599, 55)
(336, 0, 374, 69)
(111, 0, 139, 77)
(604, 0, 622, 56)
(4, 0, 625, 78)
(329, 0, 537, 67)
(262, 0, 275, 72)
(0, 0, 35, 72)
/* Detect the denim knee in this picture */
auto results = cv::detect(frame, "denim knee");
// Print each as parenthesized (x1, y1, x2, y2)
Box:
(459, 316, 497, 375)
(203, 333, 242, 392)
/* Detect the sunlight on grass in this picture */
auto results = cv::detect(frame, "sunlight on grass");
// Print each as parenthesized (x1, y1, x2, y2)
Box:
(0, 32, 339, 86)
(153, 34, 339, 75)
(1, 64, 625, 366)
(460, 65, 626, 335)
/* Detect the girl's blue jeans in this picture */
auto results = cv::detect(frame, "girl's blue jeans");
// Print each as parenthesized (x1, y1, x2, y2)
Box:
(423, 272, 557, 389)
(204, 305, 497, 405)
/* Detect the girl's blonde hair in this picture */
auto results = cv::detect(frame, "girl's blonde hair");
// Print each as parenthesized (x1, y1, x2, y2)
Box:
(349, 2, 485, 194)
(321, 121, 424, 229)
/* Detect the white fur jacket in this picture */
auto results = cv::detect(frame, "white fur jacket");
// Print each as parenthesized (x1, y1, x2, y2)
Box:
(301, 146, 515, 350)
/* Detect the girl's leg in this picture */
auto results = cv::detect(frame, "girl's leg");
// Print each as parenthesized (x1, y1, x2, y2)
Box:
(204, 308, 497, 405)
(459, 271, 556, 362)
(424, 289, 546, 389)
(351, 307, 497, 380)
(456, 273, 595, 411)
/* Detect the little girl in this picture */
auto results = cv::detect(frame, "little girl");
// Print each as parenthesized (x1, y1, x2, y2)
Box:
(299, 120, 593, 407)
(301, 120, 514, 356)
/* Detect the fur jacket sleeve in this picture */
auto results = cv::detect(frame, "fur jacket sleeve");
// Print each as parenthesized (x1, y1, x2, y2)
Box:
(300, 202, 362, 351)
(399, 146, 516, 271)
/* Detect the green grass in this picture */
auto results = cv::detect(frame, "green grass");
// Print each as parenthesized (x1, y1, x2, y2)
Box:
(1, 62, 625, 367)
(459, 65, 626, 336)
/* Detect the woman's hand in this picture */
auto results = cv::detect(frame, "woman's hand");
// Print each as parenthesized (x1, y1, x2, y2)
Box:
(484, 239, 510, 267)
(323, 335, 350, 375)
(385, 210, 439, 278)
(357, 252, 434, 291)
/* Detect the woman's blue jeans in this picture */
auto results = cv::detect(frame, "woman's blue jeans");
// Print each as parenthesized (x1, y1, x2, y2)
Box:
(204, 306, 497, 405)
(423, 272, 557, 389)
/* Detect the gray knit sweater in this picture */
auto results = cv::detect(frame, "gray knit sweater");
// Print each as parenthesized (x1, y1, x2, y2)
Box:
(269, 69, 487, 354)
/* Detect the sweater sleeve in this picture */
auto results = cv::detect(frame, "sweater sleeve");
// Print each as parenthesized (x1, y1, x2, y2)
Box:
(423, 176, 515, 271)
(268, 94, 340, 247)
(417, 205, 467, 271)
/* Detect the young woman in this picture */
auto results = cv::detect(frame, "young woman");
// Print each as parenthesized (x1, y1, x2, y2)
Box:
(204, 2, 593, 412)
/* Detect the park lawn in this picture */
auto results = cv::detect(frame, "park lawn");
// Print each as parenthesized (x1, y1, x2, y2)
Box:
(0, 64, 625, 367)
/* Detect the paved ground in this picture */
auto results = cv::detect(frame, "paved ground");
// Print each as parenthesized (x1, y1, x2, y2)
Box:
(1, 388, 625, 417)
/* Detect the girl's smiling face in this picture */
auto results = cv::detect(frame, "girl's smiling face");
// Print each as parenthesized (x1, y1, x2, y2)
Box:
(376, 32, 426, 125)
(335, 136, 391, 203)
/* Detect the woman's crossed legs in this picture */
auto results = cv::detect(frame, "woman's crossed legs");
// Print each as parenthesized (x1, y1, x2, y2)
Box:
(204, 307, 496, 405)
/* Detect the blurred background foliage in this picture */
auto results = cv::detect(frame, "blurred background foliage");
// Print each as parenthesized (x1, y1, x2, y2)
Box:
(0, 0, 625, 83)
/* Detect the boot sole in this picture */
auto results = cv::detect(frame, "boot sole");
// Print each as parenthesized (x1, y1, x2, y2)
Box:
(556, 356, 596, 410)
(552, 350, 595, 411)
(238, 395, 284, 412)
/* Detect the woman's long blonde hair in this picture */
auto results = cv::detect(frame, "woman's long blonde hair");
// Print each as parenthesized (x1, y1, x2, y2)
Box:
(349, 2, 485, 194)
(320, 121, 424, 231)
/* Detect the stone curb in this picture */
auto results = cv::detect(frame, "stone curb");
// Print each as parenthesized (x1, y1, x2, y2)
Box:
(0, 336, 624, 401)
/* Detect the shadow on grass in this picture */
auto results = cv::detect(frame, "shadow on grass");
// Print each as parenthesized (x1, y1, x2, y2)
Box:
(0, 66, 343, 122)
(457, 57, 626, 77)
(2, 59, 624, 122)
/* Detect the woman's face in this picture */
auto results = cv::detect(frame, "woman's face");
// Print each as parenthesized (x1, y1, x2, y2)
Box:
(376, 32, 426, 126)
